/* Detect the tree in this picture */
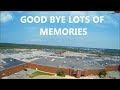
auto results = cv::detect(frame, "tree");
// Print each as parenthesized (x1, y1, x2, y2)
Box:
(56, 69, 65, 77)
(99, 69, 107, 78)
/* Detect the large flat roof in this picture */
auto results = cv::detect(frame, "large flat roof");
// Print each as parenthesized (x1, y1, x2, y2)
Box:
(0, 56, 120, 71)
(0, 58, 26, 71)
(97, 60, 120, 66)
(31, 57, 105, 70)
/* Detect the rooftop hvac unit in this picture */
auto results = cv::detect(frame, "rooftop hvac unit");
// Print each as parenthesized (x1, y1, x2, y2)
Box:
(76, 58, 79, 61)
(51, 59, 55, 62)
(82, 57, 84, 59)
(63, 61, 66, 64)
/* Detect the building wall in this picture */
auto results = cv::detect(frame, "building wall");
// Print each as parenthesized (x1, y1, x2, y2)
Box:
(118, 65, 120, 71)
(81, 69, 101, 76)
(80, 65, 119, 76)
(27, 63, 120, 77)
(27, 63, 70, 75)
(105, 65, 119, 71)
(0, 62, 119, 78)
(0, 63, 27, 76)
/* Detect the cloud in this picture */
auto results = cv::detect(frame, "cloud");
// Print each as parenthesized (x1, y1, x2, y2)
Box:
(104, 14, 119, 27)
(70, 11, 88, 16)
(95, 13, 119, 28)
(70, 11, 119, 28)
(0, 11, 13, 23)
(17, 11, 23, 13)
(29, 39, 44, 42)
(25, 11, 69, 18)
(24, 27, 38, 31)
(70, 11, 98, 17)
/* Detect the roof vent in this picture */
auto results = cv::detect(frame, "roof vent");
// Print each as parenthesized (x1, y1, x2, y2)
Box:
(51, 59, 55, 62)
(63, 61, 66, 64)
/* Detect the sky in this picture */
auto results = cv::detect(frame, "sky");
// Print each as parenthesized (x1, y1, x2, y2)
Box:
(0, 11, 120, 49)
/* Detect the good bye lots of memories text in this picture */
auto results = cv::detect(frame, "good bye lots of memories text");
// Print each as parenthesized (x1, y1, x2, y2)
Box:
(20, 16, 105, 35)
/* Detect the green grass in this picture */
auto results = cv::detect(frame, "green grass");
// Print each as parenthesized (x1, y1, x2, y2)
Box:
(29, 71, 54, 78)
(57, 74, 65, 77)
(105, 76, 116, 79)
(100, 75, 116, 79)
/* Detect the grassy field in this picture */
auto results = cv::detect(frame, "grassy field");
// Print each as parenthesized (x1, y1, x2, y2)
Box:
(29, 71, 55, 78)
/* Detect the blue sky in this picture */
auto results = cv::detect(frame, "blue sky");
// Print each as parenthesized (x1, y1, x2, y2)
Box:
(0, 11, 120, 49)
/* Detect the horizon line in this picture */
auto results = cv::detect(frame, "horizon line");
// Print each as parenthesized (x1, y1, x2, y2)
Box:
(0, 42, 120, 50)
